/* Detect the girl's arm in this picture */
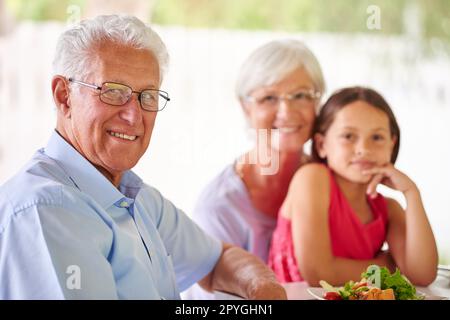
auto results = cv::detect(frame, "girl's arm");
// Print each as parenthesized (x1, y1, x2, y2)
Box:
(365, 165, 438, 286)
(288, 164, 395, 286)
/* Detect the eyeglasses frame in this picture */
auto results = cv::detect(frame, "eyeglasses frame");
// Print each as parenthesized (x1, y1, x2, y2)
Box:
(68, 78, 170, 112)
(245, 89, 321, 106)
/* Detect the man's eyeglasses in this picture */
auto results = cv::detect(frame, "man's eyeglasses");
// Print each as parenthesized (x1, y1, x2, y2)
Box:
(68, 78, 170, 112)
(246, 89, 321, 108)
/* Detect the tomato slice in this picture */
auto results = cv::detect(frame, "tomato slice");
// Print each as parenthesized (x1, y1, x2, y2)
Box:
(323, 292, 343, 300)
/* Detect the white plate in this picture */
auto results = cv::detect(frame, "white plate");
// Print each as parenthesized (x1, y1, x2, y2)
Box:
(306, 287, 326, 300)
(306, 287, 448, 300)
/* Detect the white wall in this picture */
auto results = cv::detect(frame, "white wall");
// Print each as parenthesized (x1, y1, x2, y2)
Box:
(1, 22, 449, 260)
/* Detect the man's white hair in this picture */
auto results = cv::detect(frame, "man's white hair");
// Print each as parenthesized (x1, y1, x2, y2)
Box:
(236, 39, 325, 100)
(52, 14, 169, 84)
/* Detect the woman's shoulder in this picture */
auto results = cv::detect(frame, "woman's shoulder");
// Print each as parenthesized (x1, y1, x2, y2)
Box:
(194, 164, 249, 214)
(198, 164, 241, 197)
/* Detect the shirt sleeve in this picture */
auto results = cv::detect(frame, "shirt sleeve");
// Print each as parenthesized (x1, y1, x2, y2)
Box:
(34, 204, 119, 299)
(0, 204, 64, 299)
(147, 187, 222, 292)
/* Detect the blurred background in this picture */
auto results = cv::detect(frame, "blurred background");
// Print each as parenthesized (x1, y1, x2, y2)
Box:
(0, 0, 449, 262)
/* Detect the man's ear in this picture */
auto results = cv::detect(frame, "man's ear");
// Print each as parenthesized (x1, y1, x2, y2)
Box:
(52, 76, 71, 118)
(314, 133, 327, 159)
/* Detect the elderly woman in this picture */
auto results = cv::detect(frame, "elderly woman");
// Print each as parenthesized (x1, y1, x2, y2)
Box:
(183, 39, 325, 299)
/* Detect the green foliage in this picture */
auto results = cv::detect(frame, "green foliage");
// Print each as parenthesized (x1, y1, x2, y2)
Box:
(152, 0, 449, 40)
(5, 0, 449, 41)
(422, 0, 450, 39)
(6, 0, 85, 21)
(439, 253, 450, 265)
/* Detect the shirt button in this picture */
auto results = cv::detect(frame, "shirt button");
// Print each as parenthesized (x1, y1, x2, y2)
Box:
(119, 201, 129, 208)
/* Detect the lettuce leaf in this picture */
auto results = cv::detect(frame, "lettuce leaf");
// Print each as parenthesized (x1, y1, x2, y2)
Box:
(361, 265, 422, 300)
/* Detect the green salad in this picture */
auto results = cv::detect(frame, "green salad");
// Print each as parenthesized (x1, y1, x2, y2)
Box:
(361, 265, 424, 300)
(320, 265, 424, 300)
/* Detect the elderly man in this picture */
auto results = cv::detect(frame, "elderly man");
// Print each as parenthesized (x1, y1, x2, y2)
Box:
(0, 15, 286, 300)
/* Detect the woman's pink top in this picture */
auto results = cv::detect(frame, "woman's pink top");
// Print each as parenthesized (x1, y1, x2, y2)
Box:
(268, 167, 389, 283)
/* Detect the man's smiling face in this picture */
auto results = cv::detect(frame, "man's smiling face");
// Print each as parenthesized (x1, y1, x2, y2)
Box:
(63, 41, 160, 184)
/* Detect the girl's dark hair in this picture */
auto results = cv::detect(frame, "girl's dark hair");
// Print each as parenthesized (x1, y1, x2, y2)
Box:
(311, 86, 400, 164)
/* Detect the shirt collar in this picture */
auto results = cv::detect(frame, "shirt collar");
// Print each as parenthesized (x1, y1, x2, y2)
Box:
(44, 130, 143, 209)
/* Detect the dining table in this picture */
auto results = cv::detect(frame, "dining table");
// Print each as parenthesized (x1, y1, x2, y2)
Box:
(213, 266, 450, 300)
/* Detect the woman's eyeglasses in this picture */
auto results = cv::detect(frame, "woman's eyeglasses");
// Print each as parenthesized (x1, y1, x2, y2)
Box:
(246, 89, 321, 108)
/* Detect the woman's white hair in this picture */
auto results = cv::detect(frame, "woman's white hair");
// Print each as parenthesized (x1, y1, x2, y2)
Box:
(236, 39, 325, 100)
(52, 14, 169, 84)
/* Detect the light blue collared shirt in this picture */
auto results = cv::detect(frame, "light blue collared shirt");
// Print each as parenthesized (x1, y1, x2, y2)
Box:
(0, 131, 222, 299)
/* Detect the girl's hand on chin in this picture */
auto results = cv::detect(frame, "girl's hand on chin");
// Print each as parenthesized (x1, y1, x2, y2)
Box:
(362, 164, 417, 198)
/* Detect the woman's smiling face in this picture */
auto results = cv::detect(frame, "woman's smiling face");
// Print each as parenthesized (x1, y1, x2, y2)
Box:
(243, 67, 318, 154)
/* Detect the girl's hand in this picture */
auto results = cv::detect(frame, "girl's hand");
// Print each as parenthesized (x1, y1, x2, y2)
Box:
(363, 164, 417, 198)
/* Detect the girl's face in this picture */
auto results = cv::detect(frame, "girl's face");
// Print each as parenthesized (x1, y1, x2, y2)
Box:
(315, 101, 397, 184)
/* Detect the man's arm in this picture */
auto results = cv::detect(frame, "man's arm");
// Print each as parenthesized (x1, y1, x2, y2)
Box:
(198, 243, 287, 300)
(0, 204, 65, 299)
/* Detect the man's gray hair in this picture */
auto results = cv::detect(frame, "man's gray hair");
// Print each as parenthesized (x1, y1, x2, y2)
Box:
(236, 39, 325, 100)
(52, 14, 169, 84)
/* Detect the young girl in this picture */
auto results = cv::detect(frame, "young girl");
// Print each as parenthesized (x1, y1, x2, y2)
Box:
(268, 87, 438, 286)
